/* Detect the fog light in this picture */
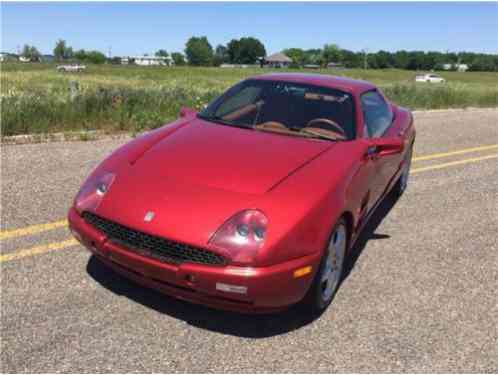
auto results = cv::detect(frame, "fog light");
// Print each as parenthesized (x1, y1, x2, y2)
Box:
(216, 282, 248, 294)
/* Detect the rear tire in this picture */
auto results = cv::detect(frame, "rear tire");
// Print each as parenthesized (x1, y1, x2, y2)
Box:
(303, 217, 348, 315)
(393, 143, 413, 196)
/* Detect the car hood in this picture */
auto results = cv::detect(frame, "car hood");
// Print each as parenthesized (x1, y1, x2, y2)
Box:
(94, 117, 334, 248)
(128, 118, 333, 195)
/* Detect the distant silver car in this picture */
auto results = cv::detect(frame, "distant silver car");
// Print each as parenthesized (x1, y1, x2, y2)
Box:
(57, 64, 86, 73)
(415, 73, 445, 83)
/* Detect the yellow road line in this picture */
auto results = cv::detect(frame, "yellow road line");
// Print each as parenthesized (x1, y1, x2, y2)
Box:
(412, 153, 498, 174)
(0, 220, 67, 240)
(413, 144, 498, 162)
(0, 238, 79, 263)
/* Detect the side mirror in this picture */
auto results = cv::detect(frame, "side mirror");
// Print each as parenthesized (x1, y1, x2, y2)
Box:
(367, 137, 404, 158)
(179, 106, 197, 118)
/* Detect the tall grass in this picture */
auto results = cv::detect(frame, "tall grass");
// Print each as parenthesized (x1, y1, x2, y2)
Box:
(1, 86, 219, 135)
(1, 63, 497, 136)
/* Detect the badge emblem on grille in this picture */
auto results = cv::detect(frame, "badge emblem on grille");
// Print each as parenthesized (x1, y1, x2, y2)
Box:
(144, 211, 155, 222)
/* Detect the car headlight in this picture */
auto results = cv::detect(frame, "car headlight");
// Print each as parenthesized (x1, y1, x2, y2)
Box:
(209, 209, 268, 265)
(74, 172, 115, 214)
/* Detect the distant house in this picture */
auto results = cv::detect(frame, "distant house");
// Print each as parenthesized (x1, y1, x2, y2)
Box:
(122, 55, 173, 66)
(19, 56, 31, 63)
(326, 62, 344, 69)
(264, 52, 293, 68)
(442, 63, 469, 72)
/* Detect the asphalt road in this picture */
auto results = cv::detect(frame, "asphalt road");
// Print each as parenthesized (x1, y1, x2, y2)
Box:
(1, 108, 497, 372)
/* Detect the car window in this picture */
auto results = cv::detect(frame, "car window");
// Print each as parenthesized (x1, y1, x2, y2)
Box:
(361, 91, 393, 138)
(200, 79, 356, 140)
(215, 86, 262, 118)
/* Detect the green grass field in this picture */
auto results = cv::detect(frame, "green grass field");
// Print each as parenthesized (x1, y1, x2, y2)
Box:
(1, 63, 497, 136)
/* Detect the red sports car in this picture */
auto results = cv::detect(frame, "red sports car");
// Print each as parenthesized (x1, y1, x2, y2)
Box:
(68, 73, 415, 314)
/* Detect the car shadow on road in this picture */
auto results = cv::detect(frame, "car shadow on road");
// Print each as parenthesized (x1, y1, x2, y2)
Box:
(86, 192, 400, 339)
(341, 191, 400, 282)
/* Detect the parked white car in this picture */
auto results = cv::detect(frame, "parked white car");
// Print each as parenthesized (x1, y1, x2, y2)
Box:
(415, 73, 445, 83)
(57, 64, 86, 73)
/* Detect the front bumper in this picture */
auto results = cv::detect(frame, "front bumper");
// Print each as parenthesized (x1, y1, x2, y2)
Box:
(68, 207, 320, 313)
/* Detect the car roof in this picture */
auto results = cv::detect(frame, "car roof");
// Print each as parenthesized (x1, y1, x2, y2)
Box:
(250, 73, 376, 95)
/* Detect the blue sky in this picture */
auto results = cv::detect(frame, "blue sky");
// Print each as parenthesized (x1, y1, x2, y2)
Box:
(2, 2, 497, 56)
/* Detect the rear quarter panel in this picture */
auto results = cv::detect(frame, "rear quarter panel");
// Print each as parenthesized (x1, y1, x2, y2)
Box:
(386, 104, 416, 156)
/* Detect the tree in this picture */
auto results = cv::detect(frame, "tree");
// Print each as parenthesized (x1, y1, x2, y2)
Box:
(393, 50, 410, 69)
(185, 36, 213, 66)
(322, 44, 342, 66)
(74, 49, 87, 61)
(155, 49, 169, 58)
(54, 39, 66, 61)
(469, 54, 496, 71)
(303, 49, 322, 65)
(171, 52, 186, 66)
(407, 51, 426, 70)
(53, 39, 73, 61)
(21, 44, 41, 62)
(65, 46, 74, 60)
(226, 37, 266, 64)
(86, 50, 107, 64)
(237, 37, 266, 64)
(283, 48, 305, 66)
(226, 39, 241, 63)
(72, 49, 106, 64)
(375, 50, 394, 69)
(341, 49, 361, 68)
(213, 44, 229, 66)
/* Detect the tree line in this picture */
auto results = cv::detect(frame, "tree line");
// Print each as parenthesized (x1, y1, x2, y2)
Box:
(14, 37, 498, 72)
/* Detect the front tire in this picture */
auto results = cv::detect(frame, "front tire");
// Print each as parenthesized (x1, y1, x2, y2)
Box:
(303, 218, 348, 314)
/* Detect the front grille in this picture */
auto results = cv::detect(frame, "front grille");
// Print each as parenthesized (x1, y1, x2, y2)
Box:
(83, 212, 226, 266)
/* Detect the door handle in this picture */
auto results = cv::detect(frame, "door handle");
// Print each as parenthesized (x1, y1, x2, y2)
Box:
(366, 145, 379, 160)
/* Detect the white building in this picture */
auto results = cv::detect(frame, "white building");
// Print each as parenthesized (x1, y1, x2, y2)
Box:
(121, 55, 172, 66)
(442, 63, 469, 72)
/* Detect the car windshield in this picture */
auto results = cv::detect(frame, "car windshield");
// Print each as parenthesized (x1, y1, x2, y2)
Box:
(198, 79, 356, 141)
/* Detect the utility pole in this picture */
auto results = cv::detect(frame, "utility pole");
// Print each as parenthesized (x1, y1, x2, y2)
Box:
(362, 48, 368, 70)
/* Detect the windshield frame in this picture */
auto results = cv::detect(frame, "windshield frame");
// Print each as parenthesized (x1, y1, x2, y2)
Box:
(198, 79, 357, 141)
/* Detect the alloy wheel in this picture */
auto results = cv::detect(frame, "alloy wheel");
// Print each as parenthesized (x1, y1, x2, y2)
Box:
(321, 223, 347, 302)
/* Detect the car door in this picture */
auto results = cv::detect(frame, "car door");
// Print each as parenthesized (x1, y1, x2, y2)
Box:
(360, 90, 401, 207)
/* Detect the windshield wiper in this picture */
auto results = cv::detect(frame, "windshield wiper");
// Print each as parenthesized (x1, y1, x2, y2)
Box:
(197, 114, 254, 129)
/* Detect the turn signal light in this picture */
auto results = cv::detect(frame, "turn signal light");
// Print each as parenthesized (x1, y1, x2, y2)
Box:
(293, 266, 312, 278)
